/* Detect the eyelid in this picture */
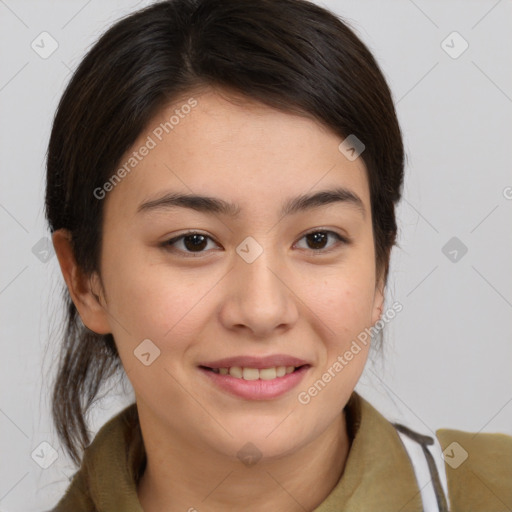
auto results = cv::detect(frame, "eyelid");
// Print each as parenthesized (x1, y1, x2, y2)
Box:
(161, 228, 350, 256)
(293, 229, 350, 254)
(295, 228, 350, 246)
(162, 230, 219, 257)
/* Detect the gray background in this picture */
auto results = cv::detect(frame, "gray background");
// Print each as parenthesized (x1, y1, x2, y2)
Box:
(0, 0, 511, 509)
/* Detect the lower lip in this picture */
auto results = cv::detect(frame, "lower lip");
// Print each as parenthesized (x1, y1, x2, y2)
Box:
(198, 365, 310, 400)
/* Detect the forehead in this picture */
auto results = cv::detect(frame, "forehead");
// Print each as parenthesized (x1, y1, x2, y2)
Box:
(105, 90, 370, 218)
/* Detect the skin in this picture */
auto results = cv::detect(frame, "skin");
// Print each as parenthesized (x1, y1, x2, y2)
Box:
(53, 87, 385, 511)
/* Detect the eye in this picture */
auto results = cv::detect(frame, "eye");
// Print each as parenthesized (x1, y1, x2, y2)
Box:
(294, 230, 348, 253)
(162, 231, 219, 256)
(162, 229, 348, 257)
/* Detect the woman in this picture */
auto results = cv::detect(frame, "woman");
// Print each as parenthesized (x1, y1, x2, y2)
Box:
(45, 0, 512, 510)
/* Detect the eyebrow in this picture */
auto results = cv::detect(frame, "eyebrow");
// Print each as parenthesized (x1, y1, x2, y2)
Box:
(137, 187, 366, 219)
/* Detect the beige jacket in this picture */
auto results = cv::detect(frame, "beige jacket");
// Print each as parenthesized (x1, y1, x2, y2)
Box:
(49, 391, 512, 511)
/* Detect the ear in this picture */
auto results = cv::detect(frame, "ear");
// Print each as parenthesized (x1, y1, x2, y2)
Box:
(52, 229, 111, 335)
(371, 270, 385, 326)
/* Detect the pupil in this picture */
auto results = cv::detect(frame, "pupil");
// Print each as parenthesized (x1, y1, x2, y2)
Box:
(307, 232, 327, 249)
(184, 234, 207, 251)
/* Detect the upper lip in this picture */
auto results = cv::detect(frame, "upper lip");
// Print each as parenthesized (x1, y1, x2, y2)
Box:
(198, 354, 311, 369)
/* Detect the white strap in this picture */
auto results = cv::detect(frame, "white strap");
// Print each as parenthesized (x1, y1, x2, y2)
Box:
(396, 429, 450, 512)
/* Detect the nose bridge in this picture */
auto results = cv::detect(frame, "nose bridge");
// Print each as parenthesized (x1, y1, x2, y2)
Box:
(235, 234, 284, 300)
(226, 234, 296, 333)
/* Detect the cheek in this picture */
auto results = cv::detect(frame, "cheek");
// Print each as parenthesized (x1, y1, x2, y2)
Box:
(308, 266, 376, 332)
(105, 265, 201, 339)
(98, 237, 193, 343)
(101, 263, 208, 390)
(302, 261, 377, 384)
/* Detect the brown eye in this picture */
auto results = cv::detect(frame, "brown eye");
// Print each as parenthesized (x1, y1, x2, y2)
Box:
(295, 230, 348, 252)
(162, 229, 348, 257)
(163, 232, 218, 255)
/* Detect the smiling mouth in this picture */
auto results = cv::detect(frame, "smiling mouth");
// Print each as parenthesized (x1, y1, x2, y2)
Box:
(199, 364, 310, 380)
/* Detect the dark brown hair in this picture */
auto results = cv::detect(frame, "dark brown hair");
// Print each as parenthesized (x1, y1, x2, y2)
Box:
(45, 0, 404, 466)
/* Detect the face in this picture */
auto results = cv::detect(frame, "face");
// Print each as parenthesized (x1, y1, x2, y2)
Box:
(82, 88, 384, 460)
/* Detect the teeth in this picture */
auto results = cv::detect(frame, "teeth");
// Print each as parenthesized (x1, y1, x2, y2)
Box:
(211, 365, 298, 380)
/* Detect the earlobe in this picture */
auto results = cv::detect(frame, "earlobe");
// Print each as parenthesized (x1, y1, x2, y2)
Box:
(371, 278, 385, 326)
(371, 254, 390, 325)
(52, 229, 111, 335)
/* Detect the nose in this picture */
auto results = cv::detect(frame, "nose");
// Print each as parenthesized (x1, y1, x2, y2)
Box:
(218, 245, 299, 338)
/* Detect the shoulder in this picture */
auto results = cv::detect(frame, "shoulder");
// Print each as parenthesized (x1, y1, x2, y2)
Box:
(48, 403, 141, 512)
(435, 428, 512, 511)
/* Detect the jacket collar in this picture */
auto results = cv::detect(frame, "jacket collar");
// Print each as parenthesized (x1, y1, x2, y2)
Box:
(55, 391, 423, 511)
(313, 391, 423, 511)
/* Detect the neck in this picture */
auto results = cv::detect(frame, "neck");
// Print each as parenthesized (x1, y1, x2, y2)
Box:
(137, 408, 351, 512)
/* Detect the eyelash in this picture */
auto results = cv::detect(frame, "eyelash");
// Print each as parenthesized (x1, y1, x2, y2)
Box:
(161, 229, 350, 257)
